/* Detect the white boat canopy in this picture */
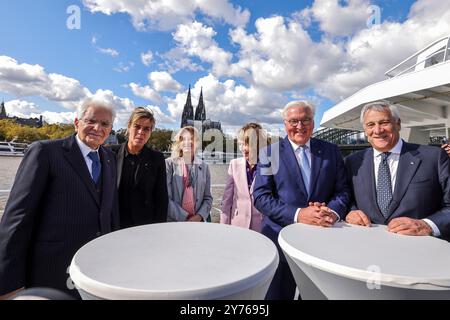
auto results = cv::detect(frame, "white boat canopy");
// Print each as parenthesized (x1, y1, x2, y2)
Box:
(320, 36, 450, 144)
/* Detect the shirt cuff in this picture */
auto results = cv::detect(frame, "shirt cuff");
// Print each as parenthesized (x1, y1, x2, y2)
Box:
(330, 209, 340, 222)
(294, 208, 301, 223)
(422, 218, 441, 237)
(294, 208, 340, 223)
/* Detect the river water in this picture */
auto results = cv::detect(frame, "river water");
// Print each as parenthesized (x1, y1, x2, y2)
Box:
(0, 156, 228, 223)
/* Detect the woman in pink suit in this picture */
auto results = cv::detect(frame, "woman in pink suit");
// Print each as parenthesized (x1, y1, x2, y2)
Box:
(220, 123, 268, 231)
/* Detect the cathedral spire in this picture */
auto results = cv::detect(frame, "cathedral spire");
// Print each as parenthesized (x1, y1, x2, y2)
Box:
(0, 100, 6, 118)
(181, 85, 194, 128)
(195, 87, 206, 122)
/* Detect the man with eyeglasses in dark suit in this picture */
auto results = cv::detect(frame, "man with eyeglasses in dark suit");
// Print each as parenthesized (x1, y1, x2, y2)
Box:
(0, 98, 119, 299)
(253, 100, 351, 300)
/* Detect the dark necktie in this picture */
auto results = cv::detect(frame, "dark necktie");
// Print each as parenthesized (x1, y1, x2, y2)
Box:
(376, 152, 392, 218)
(88, 151, 101, 184)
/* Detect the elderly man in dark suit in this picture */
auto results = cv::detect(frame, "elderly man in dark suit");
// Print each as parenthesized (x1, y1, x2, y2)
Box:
(345, 101, 450, 239)
(0, 98, 119, 299)
(110, 107, 168, 228)
(253, 101, 351, 300)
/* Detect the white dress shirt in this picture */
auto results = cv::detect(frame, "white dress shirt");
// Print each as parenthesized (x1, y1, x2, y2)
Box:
(287, 139, 341, 223)
(372, 139, 440, 236)
(75, 135, 100, 180)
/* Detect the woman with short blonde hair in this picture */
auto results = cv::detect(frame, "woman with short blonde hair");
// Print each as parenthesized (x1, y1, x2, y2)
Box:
(220, 122, 268, 231)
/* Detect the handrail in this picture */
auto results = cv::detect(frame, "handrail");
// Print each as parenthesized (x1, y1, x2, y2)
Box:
(385, 36, 450, 78)
(393, 48, 447, 78)
(444, 36, 450, 63)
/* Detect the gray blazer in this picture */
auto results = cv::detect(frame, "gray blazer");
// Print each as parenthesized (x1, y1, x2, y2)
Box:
(165, 157, 213, 222)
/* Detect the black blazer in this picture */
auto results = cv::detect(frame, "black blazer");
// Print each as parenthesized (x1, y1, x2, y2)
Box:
(110, 143, 168, 226)
(0, 134, 119, 297)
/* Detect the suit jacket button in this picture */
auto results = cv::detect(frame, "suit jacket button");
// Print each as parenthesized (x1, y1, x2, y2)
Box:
(96, 232, 101, 237)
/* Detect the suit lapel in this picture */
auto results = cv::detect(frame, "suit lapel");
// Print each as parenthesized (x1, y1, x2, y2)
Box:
(388, 143, 421, 216)
(99, 146, 114, 232)
(357, 148, 382, 217)
(309, 139, 323, 197)
(193, 163, 203, 208)
(116, 143, 125, 187)
(280, 137, 308, 196)
(63, 135, 100, 206)
(237, 157, 251, 197)
(173, 159, 184, 202)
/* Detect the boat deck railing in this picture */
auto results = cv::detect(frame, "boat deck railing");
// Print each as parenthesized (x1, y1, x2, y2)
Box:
(385, 35, 450, 78)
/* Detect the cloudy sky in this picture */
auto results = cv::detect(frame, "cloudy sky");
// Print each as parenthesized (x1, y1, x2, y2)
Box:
(1, 0, 449, 134)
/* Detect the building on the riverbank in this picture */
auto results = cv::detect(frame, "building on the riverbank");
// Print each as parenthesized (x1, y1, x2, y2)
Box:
(0, 101, 43, 128)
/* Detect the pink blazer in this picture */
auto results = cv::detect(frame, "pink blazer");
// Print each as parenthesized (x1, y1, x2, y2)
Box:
(220, 158, 263, 232)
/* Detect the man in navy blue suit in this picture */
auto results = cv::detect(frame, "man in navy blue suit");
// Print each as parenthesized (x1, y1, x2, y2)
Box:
(0, 98, 119, 299)
(253, 101, 351, 300)
(345, 101, 450, 239)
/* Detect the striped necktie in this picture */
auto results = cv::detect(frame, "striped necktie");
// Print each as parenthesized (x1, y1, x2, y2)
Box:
(297, 145, 311, 196)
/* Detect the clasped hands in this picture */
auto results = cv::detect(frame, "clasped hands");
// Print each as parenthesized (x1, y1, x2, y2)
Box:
(297, 202, 337, 227)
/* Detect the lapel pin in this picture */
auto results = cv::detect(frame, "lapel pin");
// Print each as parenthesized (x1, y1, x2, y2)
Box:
(410, 162, 414, 165)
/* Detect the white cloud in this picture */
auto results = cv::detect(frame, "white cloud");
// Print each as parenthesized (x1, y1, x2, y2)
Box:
(0, 56, 91, 109)
(113, 61, 135, 73)
(82, 0, 249, 31)
(41, 111, 77, 124)
(129, 82, 163, 103)
(303, 0, 372, 37)
(149, 71, 182, 92)
(4, 99, 77, 124)
(230, 16, 344, 91)
(167, 73, 286, 127)
(141, 50, 153, 66)
(3, 99, 41, 117)
(173, 21, 246, 77)
(97, 47, 119, 57)
(159, 47, 204, 73)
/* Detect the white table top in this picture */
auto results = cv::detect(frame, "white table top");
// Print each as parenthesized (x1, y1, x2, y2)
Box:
(279, 222, 450, 290)
(70, 222, 279, 299)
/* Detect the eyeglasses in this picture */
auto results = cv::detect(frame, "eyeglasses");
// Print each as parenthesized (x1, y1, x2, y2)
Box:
(132, 124, 152, 133)
(364, 120, 392, 129)
(286, 118, 312, 127)
(82, 118, 112, 128)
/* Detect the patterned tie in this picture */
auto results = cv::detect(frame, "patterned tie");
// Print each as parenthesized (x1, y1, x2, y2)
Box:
(88, 151, 101, 184)
(297, 145, 311, 196)
(376, 152, 392, 218)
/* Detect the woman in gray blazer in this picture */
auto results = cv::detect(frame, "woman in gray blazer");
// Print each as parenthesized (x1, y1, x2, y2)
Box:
(166, 126, 213, 222)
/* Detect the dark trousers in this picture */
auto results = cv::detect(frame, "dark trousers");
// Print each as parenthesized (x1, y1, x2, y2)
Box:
(265, 260, 298, 300)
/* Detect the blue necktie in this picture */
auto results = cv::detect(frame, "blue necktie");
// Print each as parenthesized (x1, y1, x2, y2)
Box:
(377, 152, 392, 218)
(88, 151, 101, 184)
(297, 145, 311, 196)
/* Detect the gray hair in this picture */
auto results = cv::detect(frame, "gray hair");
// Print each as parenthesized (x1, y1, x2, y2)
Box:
(282, 100, 316, 119)
(77, 98, 116, 122)
(360, 101, 400, 125)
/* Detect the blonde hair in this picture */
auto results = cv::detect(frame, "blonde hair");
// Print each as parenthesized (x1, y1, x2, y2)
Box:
(237, 122, 268, 164)
(127, 107, 156, 130)
(170, 126, 201, 159)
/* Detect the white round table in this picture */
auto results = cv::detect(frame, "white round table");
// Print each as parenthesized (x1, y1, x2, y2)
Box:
(69, 222, 278, 300)
(279, 222, 450, 300)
